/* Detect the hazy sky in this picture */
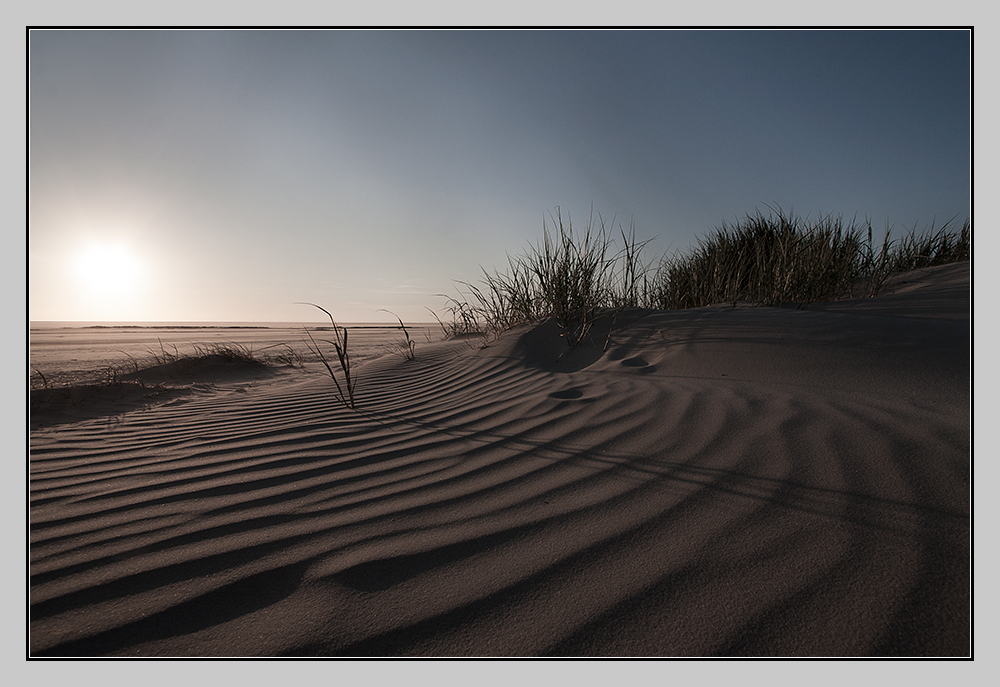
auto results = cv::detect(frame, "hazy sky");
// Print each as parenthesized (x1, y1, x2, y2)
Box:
(28, 29, 971, 323)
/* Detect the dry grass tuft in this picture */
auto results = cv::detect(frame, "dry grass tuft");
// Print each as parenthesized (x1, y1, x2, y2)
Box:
(437, 206, 971, 346)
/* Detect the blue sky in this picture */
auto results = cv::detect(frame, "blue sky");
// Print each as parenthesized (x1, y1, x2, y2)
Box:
(28, 29, 971, 323)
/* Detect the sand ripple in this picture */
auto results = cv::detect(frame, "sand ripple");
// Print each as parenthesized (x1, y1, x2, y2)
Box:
(30, 292, 970, 656)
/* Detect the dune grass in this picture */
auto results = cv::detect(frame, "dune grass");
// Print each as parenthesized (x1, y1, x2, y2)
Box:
(647, 209, 891, 309)
(298, 302, 357, 409)
(29, 340, 287, 393)
(378, 309, 417, 360)
(192, 342, 271, 365)
(438, 207, 654, 346)
(649, 211, 971, 309)
(428, 298, 493, 341)
(435, 207, 971, 346)
(119, 340, 274, 372)
(887, 217, 971, 272)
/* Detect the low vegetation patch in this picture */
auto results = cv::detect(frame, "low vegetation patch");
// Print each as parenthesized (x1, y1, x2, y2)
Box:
(29, 340, 295, 393)
(436, 206, 971, 346)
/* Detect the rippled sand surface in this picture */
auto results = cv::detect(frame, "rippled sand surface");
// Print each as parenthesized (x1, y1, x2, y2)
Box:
(29, 263, 970, 656)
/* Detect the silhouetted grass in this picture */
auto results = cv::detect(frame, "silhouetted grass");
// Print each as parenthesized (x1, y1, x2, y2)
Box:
(378, 309, 416, 360)
(428, 298, 486, 339)
(442, 207, 653, 345)
(648, 209, 887, 309)
(887, 217, 971, 272)
(191, 342, 269, 365)
(297, 302, 357, 409)
(438, 207, 971, 347)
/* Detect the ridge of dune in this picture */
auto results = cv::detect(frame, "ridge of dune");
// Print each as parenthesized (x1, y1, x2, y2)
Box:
(29, 264, 971, 657)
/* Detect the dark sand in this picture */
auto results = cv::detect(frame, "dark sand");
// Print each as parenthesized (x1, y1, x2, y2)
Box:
(29, 263, 971, 657)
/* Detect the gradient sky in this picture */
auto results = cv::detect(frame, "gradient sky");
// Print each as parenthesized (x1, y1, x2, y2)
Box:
(28, 29, 971, 324)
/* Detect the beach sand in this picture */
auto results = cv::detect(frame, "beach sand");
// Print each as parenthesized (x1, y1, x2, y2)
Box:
(28, 262, 971, 657)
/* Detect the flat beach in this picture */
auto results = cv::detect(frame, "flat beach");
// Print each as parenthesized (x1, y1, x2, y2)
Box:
(28, 262, 971, 657)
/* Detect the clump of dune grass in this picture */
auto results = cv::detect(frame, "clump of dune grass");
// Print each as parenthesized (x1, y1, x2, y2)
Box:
(428, 298, 489, 341)
(646, 208, 890, 309)
(146, 339, 181, 366)
(525, 208, 615, 345)
(647, 209, 971, 310)
(261, 343, 304, 368)
(440, 206, 971, 347)
(298, 302, 357, 409)
(609, 220, 657, 309)
(426, 300, 491, 349)
(450, 207, 653, 346)
(191, 342, 269, 365)
(30, 339, 297, 396)
(887, 217, 971, 272)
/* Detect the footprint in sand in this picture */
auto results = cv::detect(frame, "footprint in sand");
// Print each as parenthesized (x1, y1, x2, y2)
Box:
(621, 356, 657, 374)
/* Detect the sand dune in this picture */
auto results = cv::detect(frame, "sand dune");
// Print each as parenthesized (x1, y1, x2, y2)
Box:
(28, 262, 970, 656)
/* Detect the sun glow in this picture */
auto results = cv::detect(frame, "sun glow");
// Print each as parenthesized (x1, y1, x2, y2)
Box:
(66, 239, 151, 319)
(72, 241, 142, 292)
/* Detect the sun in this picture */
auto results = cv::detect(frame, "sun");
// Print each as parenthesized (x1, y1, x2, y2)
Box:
(71, 240, 145, 299)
